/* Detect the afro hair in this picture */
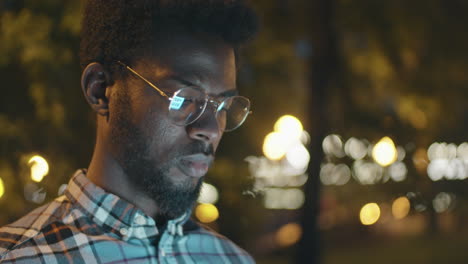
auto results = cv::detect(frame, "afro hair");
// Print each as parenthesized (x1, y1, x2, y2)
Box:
(80, 0, 258, 76)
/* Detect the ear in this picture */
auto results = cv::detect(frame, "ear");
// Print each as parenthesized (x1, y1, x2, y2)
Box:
(81, 62, 113, 116)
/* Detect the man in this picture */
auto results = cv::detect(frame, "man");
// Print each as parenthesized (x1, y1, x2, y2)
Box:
(0, 0, 258, 262)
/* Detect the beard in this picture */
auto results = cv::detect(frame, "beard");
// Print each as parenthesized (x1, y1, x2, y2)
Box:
(109, 86, 205, 220)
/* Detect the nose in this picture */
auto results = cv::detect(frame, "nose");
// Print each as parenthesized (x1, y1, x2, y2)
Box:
(187, 104, 222, 144)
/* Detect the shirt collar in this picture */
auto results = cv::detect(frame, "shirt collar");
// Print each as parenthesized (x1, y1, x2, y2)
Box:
(64, 169, 191, 240)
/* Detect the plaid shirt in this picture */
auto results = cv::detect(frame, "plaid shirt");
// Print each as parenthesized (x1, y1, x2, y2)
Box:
(0, 170, 254, 263)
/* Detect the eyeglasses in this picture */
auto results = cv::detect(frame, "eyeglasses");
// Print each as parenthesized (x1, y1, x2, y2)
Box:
(117, 61, 251, 132)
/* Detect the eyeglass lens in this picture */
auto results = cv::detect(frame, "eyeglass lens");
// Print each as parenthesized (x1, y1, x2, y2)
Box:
(167, 87, 250, 131)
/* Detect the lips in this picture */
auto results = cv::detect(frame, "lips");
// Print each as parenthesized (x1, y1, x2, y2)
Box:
(177, 154, 213, 178)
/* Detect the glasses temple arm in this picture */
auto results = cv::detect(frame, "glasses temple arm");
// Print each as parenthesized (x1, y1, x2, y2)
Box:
(116, 61, 169, 98)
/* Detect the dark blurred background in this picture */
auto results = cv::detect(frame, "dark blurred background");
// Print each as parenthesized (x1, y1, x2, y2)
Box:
(0, 1, 467, 263)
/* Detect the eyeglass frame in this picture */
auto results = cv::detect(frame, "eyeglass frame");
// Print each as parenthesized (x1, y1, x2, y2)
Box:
(116, 61, 251, 132)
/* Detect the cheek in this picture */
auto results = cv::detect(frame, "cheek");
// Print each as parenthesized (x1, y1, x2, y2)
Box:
(142, 107, 186, 156)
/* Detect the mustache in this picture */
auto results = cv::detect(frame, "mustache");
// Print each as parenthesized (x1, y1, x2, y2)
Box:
(179, 142, 214, 157)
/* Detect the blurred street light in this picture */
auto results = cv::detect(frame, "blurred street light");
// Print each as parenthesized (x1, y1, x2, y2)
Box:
(389, 162, 408, 182)
(360, 203, 381, 225)
(195, 203, 219, 223)
(344, 137, 367, 160)
(276, 222, 302, 247)
(263, 188, 305, 209)
(372, 137, 397, 167)
(392, 196, 410, 219)
(322, 134, 345, 158)
(198, 183, 219, 204)
(28, 155, 49, 182)
(263, 132, 289, 160)
(263, 115, 305, 161)
(254, 115, 309, 211)
(433, 192, 454, 213)
(0, 177, 4, 198)
(274, 115, 303, 141)
(285, 144, 310, 170)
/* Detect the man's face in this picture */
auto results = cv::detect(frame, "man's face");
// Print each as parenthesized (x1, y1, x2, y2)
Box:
(108, 33, 236, 219)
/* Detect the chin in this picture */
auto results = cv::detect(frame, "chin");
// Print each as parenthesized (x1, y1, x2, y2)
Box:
(140, 168, 204, 219)
(172, 175, 204, 191)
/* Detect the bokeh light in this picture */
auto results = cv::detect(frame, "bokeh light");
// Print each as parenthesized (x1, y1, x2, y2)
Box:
(58, 184, 68, 196)
(287, 174, 308, 187)
(300, 131, 311, 145)
(195, 203, 219, 223)
(274, 115, 303, 141)
(445, 159, 465, 180)
(263, 132, 289, 160)
(285, 144, 310, 170)
(198, 183, 219, 204)
(24, 182, 46, 204)
(322, 134, 345, 158)
(28, 155, 49, 183)
(457, 142, 468, 159)
(344, 137, 367, 160)
(388, 162, 408, 182)
(320, 163, 351, 186)
(392, 196, 410, 219)
(427, 159, 467, 181)
(352, 160, 383, 185)
(264, 115, 306, 161)
(320, 163, 334, 185)
(428, 142, 457, 160)
(372, 137, 397, 166)
(264, 188, 305, 209)
(426, 142, 468, 181)
(413, 147, 429, 174)
(427, 159, 447, 181)
(396, 146, 406, 161)
(276, 223, 302, 247)
(0, 177, 4, 199)
(433, 192, 454, 213)
(360, 203, 381, 225)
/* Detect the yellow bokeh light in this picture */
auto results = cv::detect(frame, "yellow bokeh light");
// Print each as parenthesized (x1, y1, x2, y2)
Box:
(276, 223, 302, 247)
(195, 203, 219, 223)
(0, 177, 5, 198)
(360, 203, 381, 225)
(372, 137, 397, 166)
(28, 155, 49, 183)
(392, 196, 410, 220)
(274, 115, 303, 141)
(263, 132, 289, 160)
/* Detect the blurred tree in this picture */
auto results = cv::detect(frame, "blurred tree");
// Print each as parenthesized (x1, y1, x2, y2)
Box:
(243, 0, 468, 262)
(331, 0, 468, 236)
(0, 1, 91, 222)
(296, 0, 339, 262)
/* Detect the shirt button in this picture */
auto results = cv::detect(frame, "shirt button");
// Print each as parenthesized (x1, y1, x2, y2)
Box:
(134, 215, 146, 225)
(120, 228, 128, 236)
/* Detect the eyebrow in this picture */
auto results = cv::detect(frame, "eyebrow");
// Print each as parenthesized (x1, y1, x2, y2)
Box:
(218, 89, 238, 98)
(166, 76, 239, 98)
(169, 76, 197, 87)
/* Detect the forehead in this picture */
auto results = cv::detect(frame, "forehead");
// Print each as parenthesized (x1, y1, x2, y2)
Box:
(132, 32, 237, 93)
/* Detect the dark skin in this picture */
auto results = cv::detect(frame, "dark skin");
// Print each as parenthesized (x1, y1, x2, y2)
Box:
(80, 32, 236, 223)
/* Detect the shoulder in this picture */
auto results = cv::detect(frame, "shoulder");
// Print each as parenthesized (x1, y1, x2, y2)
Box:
(181, 219, 255, 263)
(0, 196, 71, 260)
